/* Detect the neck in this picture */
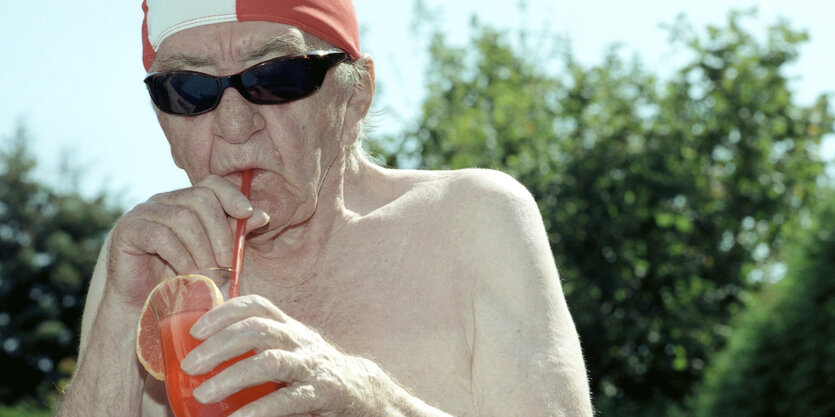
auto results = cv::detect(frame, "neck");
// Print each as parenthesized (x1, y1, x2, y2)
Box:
(245, 146, 360, 279)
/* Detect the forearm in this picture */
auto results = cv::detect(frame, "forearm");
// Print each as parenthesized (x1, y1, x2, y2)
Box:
(56, 299, 145, 416)
(361, 358, 455, 417)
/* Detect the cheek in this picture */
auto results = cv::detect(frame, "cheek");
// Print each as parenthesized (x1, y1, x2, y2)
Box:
(300, 101, 346, 158)
(159, 114, 211, 181)
(263, 110, 325, 169)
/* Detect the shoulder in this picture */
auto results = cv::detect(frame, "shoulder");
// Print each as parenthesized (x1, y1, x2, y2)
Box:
(395, 168, 552, 281)
(447, 168, 539, 221)
(392, 168, 537, 216)
(442, 168, 532, 200)
(355, 159, 537, 221)
(385, 168, 545, 248)
(371, 167, 548, 265)
(369, 171, 592, 414)
(433, 169, 546, 248)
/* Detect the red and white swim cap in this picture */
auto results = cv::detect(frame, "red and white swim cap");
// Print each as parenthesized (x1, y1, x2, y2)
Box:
(141, 0, 360, 71)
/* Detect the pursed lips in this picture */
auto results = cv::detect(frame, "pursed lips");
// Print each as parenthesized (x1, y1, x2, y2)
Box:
(220, 167, 263, 189)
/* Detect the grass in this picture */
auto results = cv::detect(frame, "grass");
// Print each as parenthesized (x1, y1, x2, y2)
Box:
(0, 403, 54, 417)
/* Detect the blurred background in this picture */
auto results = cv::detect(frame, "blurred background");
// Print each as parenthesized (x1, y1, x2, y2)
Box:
(1, 0, 833, 415)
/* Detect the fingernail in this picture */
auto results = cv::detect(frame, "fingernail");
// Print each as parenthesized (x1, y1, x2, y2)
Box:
(180, 353, 198, 374)
(258, 211, 271, 227)
(193, 382, 215, 403)
(235, 198, 252, 213)
(190, 320, 207, 340)
(230, 409, 253, 417)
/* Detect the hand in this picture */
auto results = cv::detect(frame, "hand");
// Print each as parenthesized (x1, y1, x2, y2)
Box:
(182, 295, 382, 417)
(105, 175, 270, 308)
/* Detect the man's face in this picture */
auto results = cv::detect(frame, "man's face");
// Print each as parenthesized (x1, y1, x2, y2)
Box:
(151, 21, 353, 235)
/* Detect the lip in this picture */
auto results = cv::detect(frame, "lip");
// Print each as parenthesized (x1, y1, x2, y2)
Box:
(223, 168, 264, 189)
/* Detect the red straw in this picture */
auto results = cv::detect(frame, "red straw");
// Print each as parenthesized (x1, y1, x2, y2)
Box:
(229, 169, 253, 298)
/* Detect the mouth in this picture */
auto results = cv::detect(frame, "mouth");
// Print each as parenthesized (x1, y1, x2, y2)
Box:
(223, 168, 264, 189)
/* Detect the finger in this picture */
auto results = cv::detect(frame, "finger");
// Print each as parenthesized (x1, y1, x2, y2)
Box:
(196, 174, 254, 220)
(140, 198, 219, 271)
(193, 350, 308, 405)
(182, 316, 297, 375)
(195, 175, 269, 266)
(228, 383, 322, 417)
(192, 295, 289, 339)
(109, 217, 199, 304)
(117, 216, 198, 275)
(152, 185, 235, 268)
(245, 208, 271, 233)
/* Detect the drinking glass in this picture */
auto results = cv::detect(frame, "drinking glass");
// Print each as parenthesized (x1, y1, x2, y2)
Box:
(150, 268, 277, 417)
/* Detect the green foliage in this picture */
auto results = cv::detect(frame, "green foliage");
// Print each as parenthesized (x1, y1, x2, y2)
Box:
(0, 125, 122, 407)
(0, 402, 53, 417)
(377, 10, 833, 416)
(694, 191, 835, 417)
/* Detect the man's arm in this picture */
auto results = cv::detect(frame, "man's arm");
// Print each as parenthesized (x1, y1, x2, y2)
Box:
(77, 233, 109, 361)
(56, 234, 148, 416)
(460, 170, 593, 416)
(57, 175, 268, 416)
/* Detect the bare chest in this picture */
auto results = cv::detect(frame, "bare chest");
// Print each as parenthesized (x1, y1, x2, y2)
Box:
(239, 227, 476, 414)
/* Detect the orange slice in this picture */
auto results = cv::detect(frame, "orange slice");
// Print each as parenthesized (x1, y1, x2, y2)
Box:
(135, 274, 224, 380)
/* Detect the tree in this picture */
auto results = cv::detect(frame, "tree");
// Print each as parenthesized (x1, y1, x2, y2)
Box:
(694, 191, 835, 417)
(376, 10, 833, 415)
(0, 125, 122, 407)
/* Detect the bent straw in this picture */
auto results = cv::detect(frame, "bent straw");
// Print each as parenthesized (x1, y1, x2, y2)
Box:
(229, 169, 253, 298)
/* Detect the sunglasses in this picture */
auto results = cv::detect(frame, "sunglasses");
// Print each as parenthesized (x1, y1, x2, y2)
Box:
(144, 50, 350, 116)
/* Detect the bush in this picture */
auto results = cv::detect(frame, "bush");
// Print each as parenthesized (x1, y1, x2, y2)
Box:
(0, 126, 122, 406)
(0, 403, 53, 417)
(695, 192, 835, 417)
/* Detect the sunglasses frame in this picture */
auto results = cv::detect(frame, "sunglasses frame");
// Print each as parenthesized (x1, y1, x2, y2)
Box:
(144, 50, 350, 116)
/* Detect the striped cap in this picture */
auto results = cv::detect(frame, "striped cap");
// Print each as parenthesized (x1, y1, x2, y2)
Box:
(141, 0, 360, 71)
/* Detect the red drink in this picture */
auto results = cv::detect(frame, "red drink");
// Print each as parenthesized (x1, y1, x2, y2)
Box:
(159, 310, 277, 417)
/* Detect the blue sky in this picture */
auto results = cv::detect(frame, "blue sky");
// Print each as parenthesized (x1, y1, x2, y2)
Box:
(2, 0, 833, 208)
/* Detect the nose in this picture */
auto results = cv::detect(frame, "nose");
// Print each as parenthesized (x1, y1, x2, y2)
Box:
(210, 88, 266, 143)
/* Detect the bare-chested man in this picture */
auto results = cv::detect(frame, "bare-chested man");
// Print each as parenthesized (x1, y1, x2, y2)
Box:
(56, 1, 592, 415)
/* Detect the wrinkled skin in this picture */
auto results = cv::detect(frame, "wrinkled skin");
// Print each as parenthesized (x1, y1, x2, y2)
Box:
(56, 20, 593, 417)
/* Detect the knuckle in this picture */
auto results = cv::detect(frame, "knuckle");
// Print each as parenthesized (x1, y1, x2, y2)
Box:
(261, 348, 283, 363)
(129, 200, 153, 213)
(259, 349, 305, 381)
(190, 185, 218, 206)
(241, 315, 271, 333)
(115, 202, 153, 228)
(258, 349, 290, 376)
(240, 294, 282, 317)
(253, 295, 278, 313)
(148, 188, 181, 203)
(234, 294, 261, 311)
(112, 213, 174, 251)
(313, 372, 341, 402)
(256, 296, 288, 320)
(146, 222, 175, 242)
(110, 215, 133, 236)
(304, 355, 324, 378)
(146, 193, 166, 204)
(170, 205, 201, 229)
(288, 384, 318, 404)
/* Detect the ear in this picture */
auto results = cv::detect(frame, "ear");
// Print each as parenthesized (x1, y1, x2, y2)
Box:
(340, 54, 375, 147)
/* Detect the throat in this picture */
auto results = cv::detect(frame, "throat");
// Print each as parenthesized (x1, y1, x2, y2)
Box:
(244, 238, 324, 285)
(238, 262, 342, 328)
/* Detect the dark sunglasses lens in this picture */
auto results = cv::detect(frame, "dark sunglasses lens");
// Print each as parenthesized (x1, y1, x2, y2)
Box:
(242, 57, 327, 102)
(148, 74, 219, 115)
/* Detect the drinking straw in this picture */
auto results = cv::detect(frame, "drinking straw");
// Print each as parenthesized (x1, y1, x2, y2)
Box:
(229, 169, 253, 298)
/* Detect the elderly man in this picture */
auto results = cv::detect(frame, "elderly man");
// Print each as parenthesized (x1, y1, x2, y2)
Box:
(57, 1, 592, 416)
